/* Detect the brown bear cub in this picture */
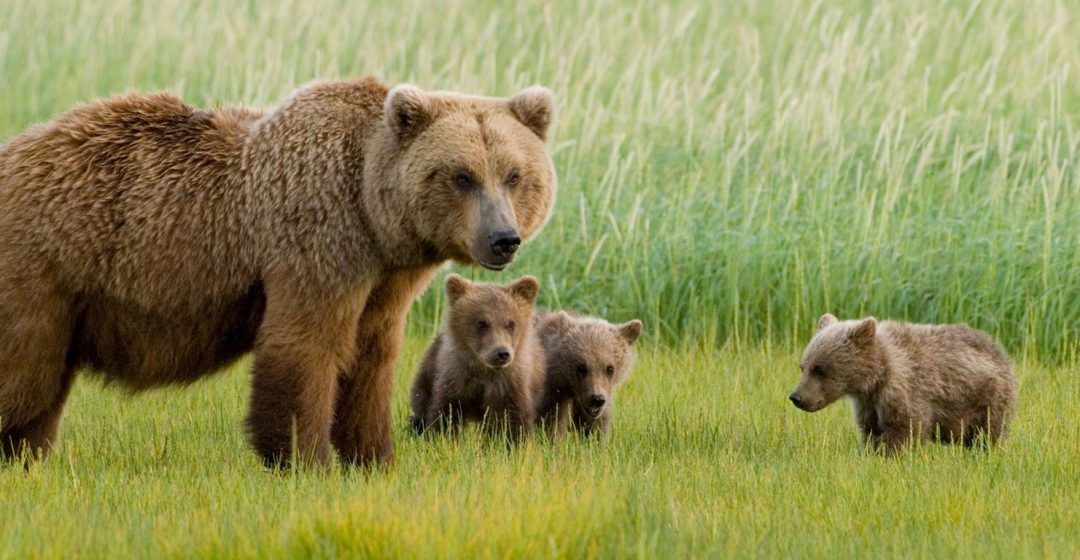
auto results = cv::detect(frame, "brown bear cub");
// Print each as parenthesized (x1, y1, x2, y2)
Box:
(790, 314, 1018, 453)
(410, 274, 544, 441)
(533, 312, 642, 437)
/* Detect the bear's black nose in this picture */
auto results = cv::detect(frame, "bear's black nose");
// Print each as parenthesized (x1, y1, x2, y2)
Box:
(489, 347, 512, 367)
(788, 393, 803, 406)
(589, 395, 605, 408)
(490, 229, 521, 259)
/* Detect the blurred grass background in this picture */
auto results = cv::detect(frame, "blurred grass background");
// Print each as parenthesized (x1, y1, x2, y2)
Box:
(1, 0, 1077, 359)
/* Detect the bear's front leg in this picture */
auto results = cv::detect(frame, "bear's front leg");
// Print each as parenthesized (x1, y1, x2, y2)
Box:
(871, 416, 931, 456)
(487, 391, 534, 443)
(333, 267, 439, 466)
(247, 281, 369, 468)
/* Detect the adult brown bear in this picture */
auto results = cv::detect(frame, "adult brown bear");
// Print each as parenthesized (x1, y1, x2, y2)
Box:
(0, 77, 557, 467)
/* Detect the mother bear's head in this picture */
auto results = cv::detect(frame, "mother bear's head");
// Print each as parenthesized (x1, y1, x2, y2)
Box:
(367, 83, 557, 271)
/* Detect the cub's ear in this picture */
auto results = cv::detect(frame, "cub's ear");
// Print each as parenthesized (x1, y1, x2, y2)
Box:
(508, 276, 540, 303)
(542, 311, 574, 338)
(508, 86, 554, 141)
(817, 313, 839, 332)
(849, 317, 877, 345)
(617, 319, 643, 345)
(444, 274, 471, 303)
(385, 84, 433, 140)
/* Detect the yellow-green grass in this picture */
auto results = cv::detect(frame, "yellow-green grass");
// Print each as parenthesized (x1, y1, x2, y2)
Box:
(2, 0, 1080, 557)
(1, 340, 1077, 558)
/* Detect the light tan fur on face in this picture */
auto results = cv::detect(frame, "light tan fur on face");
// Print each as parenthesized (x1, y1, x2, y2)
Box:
(791, 313, 1018, 454)
(409, 275, 544, 442)
(363, 85, 557, 270)
(533, 311, 642, 437)
(0, 77, 557, 466)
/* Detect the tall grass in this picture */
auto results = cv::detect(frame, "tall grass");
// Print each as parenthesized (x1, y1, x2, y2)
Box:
(1, 0, 1077, 359)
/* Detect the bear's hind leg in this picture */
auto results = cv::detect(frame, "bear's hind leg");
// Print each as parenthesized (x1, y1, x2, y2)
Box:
(1, 367, 76, 460)
(0, 282, 78, 461)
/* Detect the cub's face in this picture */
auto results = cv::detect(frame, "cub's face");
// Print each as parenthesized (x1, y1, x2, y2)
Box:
(381, 85, 557, 271)
(790, 314, 879, 412)
(444, 274, 539, 370)
(542, 313, 642, 419)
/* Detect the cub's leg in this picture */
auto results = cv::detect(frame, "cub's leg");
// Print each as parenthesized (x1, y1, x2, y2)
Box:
(333, 267, 439, 466)
(409, 335, 442, 434)
(871, 415, 931, 455)
(486, 385, 534, 443)
(246, 280, 368, 468)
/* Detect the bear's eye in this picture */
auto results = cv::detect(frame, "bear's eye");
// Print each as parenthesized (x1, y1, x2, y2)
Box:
(454, 172, 476, 189)
(506, 171, 521, 188)
(477, 320, 489, 331)
(575, 364, 588, 378)
(605, 365, 615, 376)
(506, 320, 515, 331)
(811, 365, 826, 377)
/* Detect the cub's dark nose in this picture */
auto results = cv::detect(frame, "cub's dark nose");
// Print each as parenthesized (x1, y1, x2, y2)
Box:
(488, 347, 512, 367)
(788, 393, 803, 407)
(490, 229, 521, 259)
(589, 395, 606, 409)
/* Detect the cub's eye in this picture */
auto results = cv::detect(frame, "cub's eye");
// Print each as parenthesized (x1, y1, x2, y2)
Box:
(811, 365, 826, 377)
(454, 172, 475, 189)
(575, 364, 588, 378)
(605, 365, 615, 376)
(506, 320, 516, 331)
(477, 320, 489, 331)
(506, 171, 521, 187)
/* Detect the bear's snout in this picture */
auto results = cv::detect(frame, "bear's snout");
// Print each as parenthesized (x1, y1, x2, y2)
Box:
(486, 347, 514, 368)
(789, 393, 810, 411)
(489, 229, 521, 260)
(585, 394, 606, 416)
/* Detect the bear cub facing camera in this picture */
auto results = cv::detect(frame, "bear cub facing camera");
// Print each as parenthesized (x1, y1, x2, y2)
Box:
(790, 314, 1018, 453)
(533, 311, 642, 437)
(410, 275, 544, 441)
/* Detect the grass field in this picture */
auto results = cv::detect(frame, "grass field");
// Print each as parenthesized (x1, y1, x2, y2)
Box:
(1, 0, 1079, 557)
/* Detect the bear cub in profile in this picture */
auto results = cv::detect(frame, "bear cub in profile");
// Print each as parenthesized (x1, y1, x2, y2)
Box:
(789, 313, 1018, 453)
(533, 312, 642, 437)
(410, 274, 544, 441)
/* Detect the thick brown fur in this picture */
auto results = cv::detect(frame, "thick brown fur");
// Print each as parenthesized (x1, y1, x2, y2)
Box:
(410, 275, 544, 442)
(790, 314, 1018, 454)
(533, 311, 642, 438)
(0, 77, 557, 466)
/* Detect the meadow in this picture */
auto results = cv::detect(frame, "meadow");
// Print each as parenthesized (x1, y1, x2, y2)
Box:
(1, 0, 1078, 557)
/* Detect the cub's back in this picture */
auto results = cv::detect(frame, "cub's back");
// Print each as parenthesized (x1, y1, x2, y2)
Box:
(881, 321, 1014, 383)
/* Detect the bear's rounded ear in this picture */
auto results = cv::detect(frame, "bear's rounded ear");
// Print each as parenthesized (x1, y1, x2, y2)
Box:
(385, 84, 433, 140)
(444, 274, 471, 303)
(543, 311, 573, 337)
(817, 313, 839, 332)
(508, 86, 554, 141)
(617, 319, 643, 345)
(849, 317, 877, 345)
(509, 276, 540, 303)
